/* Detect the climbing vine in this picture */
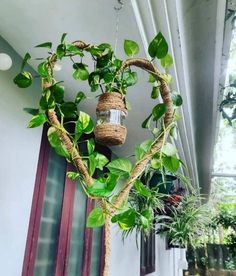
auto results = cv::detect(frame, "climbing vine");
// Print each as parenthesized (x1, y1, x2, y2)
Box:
(14, 32, 188, 275)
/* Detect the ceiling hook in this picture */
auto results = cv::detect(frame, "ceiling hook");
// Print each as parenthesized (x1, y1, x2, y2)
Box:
(114, 0, 124, 11)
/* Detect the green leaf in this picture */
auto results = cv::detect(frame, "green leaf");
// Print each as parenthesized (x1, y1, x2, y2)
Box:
(122, 70, 138, 86)
(35, 42, 52, 49)
(21, 52, 31, 71)
(47, 126, 70, 158)
(66, 44, 84, 56)
(141, 114, 152, 129)
(13, 71, 32, 88)
(83, 118, 94, 134)
(96, 51, 112, 68)
(172, 92, 183, 107)
(103, 72, 114, 83)
(66, 171, 80, 181)
(151, 158, 161, 169)
(135, 139, 153, 160)
(174, 111, 181, 121)
(148, 74, 156, 83)
(88, 73, 100, 92)
(50, 84, 64, 103)
(28, 113, 46, 128)
(40, 90, 55, 110)
(134, 179, 151, 197)
(163, 155, 180, 173)
(113, 58, 122, 69)
(86, 46, 103, 57)
(104, 173, 119, 192)
(161, 53, 173, 68)
(124, 39, 139, 57)
(98, 43, 112, 50)
(61, 33, 67, 44)
(140, 215, 149, 229)
(162, 142, 178, 156)
(141, 208, 154, 222)
(76, 111, 93, 135)
(141, 139, 153, 151)
(87, 179, 108, 197)
(56, 44, 66, 59)
(87, 138, 95, 155)
(148, 32, 168, 59)
(23, 108, 39, 116)
(152, 128, 161, 136)
(107, 158, 132, 176)
(73, 63, 89, 81)
(61, 102, 77, 118)
(87, 208, 106, 228)
(151, 86, 160, 99)
(95, 153, 109, 170)
(88, 154, 96, 176)
(75, 91, 86, 104)
(111, 209, 136, 230)
(170, 125, 178, 140)
(88, 173, 118, 197)
(37, 62, 49, 77)
(152, 103, 167, 121)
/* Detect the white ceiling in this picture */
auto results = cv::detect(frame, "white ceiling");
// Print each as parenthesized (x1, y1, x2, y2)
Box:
(0, 0, 229, 195)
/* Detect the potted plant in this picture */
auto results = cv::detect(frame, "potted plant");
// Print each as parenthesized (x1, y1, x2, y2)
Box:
(156, 193, 211, 249)
(142, 168, 177, 194)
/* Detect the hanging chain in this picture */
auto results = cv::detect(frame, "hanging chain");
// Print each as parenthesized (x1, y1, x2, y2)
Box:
(114, 0, 124, 55)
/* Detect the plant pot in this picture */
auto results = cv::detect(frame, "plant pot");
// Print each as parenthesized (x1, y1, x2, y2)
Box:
(166, 237, 186, 250)
(94, 92, 128, 146)
(149, 172, 176, 194)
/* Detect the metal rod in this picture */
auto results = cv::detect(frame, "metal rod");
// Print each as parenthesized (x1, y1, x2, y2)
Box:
(212, 172, 236, 177)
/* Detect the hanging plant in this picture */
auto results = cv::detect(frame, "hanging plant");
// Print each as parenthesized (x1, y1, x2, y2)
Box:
(156, 194, 210, 249)
(13, 32, 194, 275)
(219, 91, 236, 127)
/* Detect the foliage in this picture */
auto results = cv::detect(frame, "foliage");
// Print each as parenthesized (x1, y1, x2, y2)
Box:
(209, 205, 236, 256)
(219, 91, 236, 127)
(12, 31, 205, 244)
(157, 194, 211, 248)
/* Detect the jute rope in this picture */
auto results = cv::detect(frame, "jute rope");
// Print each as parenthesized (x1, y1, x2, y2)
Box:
(94, 124, 127, 146)
(42, 43, 174, 276)
(103, 220, 111, 276)
(96, 92, 127, 113)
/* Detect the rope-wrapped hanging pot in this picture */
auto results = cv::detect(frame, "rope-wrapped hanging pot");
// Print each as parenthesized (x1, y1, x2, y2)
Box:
(94, 92, 128, 146)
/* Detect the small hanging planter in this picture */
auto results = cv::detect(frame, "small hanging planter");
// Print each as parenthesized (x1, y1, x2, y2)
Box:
(94, 92, 128, 146)
(148, 172, 177, 194)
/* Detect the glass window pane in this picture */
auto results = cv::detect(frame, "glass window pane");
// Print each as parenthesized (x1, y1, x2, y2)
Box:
(67, 181, 87, 276)
(90, 226, 103, 276)
(34, 149, 66, 276)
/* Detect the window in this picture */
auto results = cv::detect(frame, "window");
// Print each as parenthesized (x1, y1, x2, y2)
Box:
(22, 127, 109, 276)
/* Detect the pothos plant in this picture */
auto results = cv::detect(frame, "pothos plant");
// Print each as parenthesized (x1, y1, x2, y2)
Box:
(14, 32, 188, 275)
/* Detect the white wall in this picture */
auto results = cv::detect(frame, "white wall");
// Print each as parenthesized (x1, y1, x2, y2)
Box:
(109, 224, 140, 276)
(0, 36, 42, 275)
(149, 236, 188, 276)
(109, 229, 188, 276)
